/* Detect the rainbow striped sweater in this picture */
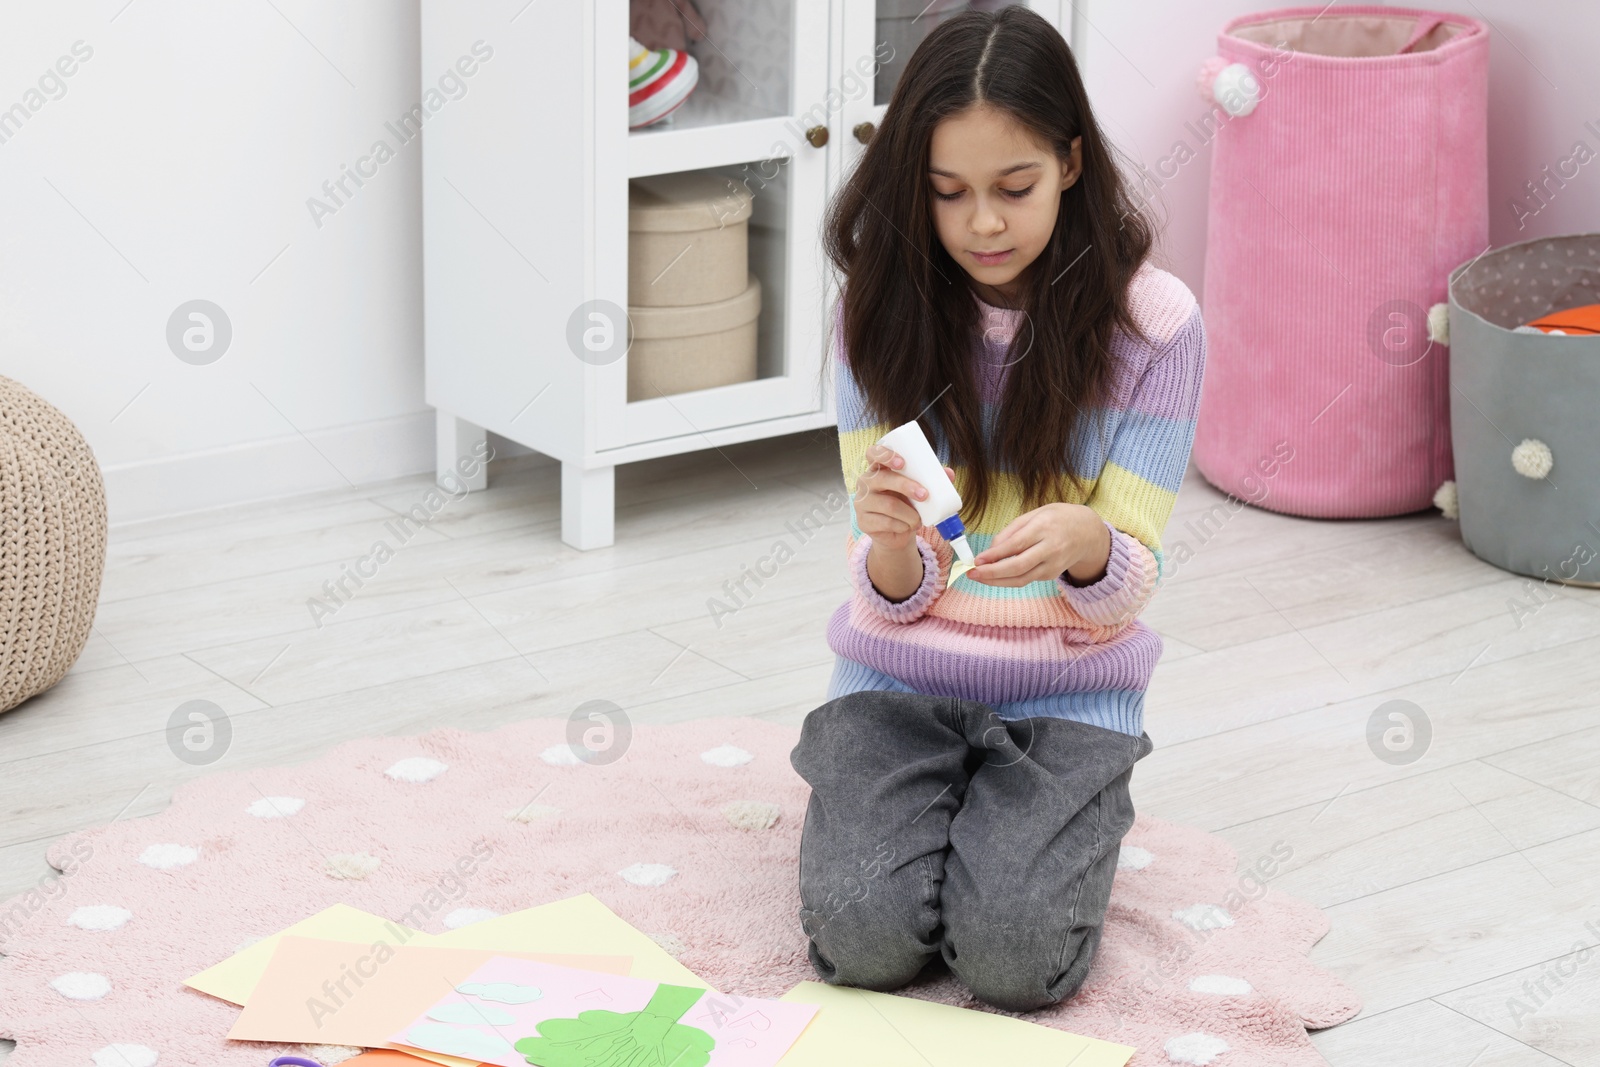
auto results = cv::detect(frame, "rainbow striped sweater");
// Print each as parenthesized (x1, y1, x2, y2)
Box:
(825, 261, 1207, 737)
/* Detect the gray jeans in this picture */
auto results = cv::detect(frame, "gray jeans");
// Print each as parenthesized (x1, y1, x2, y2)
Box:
(789, 688, 1153, 1012)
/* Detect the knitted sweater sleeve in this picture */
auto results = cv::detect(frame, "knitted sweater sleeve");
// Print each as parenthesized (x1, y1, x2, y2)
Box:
(833, 302, 946, 624)
(1056, 305, 1207, 627)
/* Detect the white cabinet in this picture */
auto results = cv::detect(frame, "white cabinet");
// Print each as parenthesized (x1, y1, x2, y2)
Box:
(420, 0, 1068, 549)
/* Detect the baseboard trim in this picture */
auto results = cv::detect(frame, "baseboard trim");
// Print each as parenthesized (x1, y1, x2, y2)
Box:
(102, 410, 550, 526)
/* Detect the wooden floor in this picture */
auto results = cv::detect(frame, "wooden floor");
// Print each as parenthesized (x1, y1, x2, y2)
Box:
(2, 429, 1596, 1066)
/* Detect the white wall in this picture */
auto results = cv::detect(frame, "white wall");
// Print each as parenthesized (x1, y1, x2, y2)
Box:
(0, 0, 456, 525)
(1077, 1, 1598, 298)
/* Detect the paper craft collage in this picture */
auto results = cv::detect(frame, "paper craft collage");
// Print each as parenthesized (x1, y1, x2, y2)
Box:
(389, 958, 817, 1067)
(186, 892, 1137, 1066)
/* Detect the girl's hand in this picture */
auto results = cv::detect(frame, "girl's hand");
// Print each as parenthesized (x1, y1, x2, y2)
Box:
(852, 444, 956, 552)
(969, 503, 1109, 587)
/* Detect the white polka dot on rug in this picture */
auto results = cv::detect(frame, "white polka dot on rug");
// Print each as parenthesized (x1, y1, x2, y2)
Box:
(619, 863, 677, 887)
(138, 843, 197, 869)
(246, 795, 305, 818)
(325, 853, 382, 880)
(1166, 1032, 1230, 1064)
(1118, 845, 1154, 870)
(234, 935, 265, 954)
(385, 757, 448, 782)
(50, 971, 110, 1000)
(445, 908, 501, 929)
(92, 1043, 156, 1067)
(700, 744, 753, 767)
(723, 800, 780, 831)
(505, 802, 561, 822)
(1190, 974, 1252, 996)
(540, 743, 584, 766)
(1173, 903, 1234, 931)
(67, 905, 132, 931)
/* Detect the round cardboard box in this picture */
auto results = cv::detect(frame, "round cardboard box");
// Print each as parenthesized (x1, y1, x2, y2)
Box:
(628, 273, 761, 402)
(629, 171, 754, 308)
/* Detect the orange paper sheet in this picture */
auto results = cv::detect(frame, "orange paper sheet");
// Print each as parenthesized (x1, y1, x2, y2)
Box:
(226, 934, 630, 1049)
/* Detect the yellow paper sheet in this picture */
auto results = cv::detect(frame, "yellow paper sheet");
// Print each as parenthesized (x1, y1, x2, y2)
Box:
(776, 981, 1136, 1066)
(946, 558, 976, 587)
(425, 892, 711, 990)
(187, 893, 706, 1007)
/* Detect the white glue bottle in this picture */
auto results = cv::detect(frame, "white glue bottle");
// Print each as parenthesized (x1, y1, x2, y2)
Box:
(876, 419, 977, 584)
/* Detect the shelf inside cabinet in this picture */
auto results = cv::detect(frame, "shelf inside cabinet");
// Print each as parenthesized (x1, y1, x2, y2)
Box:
(629, 108, 796, 178)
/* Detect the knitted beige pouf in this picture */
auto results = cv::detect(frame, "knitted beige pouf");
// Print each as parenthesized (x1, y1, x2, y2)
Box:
(0, 375, 107, 713)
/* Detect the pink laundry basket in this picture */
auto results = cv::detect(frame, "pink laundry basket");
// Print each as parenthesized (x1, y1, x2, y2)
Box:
(1190, 6, 1489, 518)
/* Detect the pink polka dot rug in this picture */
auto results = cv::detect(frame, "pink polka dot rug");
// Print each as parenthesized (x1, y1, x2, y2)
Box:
(0, 714, 1360, 1066)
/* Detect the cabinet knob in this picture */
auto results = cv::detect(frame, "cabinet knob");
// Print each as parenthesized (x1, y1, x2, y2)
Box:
(853, 122, 876, 144)
(805, 125, 828, 148)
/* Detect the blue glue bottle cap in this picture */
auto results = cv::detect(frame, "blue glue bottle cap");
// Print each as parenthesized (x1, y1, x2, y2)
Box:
(935, 514, 976, 565)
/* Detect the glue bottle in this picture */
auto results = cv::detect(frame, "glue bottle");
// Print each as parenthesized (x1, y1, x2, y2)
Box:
(876, 419, 976, 569)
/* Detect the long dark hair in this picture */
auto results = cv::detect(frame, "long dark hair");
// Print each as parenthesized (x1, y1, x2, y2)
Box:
(823, 6, 1155, 524)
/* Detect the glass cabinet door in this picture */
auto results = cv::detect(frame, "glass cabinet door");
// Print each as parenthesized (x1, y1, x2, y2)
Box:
(598, 0, 835, 450)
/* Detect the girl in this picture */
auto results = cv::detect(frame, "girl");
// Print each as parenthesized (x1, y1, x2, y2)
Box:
(789, 7, 1206, 1013)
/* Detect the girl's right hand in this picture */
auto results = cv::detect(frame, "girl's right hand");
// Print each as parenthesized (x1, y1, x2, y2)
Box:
(853, 443, 956, 553)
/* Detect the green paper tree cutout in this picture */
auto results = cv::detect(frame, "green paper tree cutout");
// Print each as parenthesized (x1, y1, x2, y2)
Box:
(514, 983, 716, 1067)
